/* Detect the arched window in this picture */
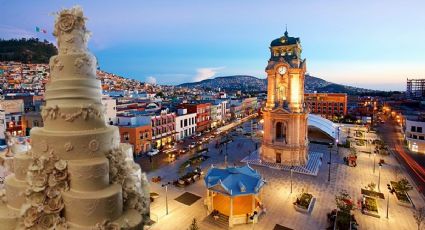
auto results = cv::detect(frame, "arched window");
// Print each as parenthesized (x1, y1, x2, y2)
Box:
(276, 122, 286, 142)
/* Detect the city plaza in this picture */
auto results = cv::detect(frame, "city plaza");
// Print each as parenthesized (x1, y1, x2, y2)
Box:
(146, 119, 424, 229)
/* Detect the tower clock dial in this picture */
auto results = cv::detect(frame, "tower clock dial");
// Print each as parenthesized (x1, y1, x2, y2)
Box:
(278, 66, 287, 75)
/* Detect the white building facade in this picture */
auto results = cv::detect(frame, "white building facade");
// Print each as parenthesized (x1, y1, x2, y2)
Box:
(175, 109, 196, 141)
(102, 95, 117, 125)
(405, 118, 425, 153)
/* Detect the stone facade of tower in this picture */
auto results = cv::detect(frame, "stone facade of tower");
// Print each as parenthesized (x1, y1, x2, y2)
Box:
(260, 30, 308, 166)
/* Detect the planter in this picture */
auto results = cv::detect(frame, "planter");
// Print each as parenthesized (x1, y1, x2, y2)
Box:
(294, 193, 315, 214)
(362, 196, 380, 218)
(361, 189, 385, 199)
(390, 181, 413, 207)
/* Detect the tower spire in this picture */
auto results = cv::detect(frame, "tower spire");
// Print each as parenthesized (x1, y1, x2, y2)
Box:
(284, 24, 288, 37)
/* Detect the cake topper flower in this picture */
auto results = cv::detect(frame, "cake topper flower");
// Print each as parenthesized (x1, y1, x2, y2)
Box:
(53, 5, 87, 36)
(58, 13, 75, 32)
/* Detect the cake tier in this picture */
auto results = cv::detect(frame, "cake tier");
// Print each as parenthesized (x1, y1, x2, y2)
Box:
(62, 184, 123, 227)
(57, 27, 88, 55)
(41, 104, 106, 132)
(45, 77, 101, 103)
(49, 53, 96, 79)
(4, 175, 27, 210)
(13, 153, 31, 181)
(68, 157, 109, 192)
(0, 203, 19, 230)
(30, 126, 120, 160)
(66, 209, 143, 230)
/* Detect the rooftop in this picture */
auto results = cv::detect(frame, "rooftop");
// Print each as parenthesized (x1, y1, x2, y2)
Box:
(204, 164, 265, 196)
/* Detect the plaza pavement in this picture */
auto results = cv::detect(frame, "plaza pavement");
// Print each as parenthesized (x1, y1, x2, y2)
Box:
(145, 121, 424, 230)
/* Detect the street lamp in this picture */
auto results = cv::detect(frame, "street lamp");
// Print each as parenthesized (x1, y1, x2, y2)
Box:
(378, 163, 382, 191)
(328, 143, 333, 182)
(161, 182, 171, 215)
(386, 184, 396, 219)
(290, 166, 294, 193)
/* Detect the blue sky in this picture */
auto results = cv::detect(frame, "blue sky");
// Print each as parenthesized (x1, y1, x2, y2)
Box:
(1, 0, 425, 90)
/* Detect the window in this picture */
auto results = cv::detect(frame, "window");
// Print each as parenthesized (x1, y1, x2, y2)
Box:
(411, 126, 417, 132)
(123, 132, 129, 141)
(419, 136, 424, 140)
(418, 127, 423, 133)
(184, 119, 187, 127)
(139, 131, 143, 139)
(413, 135, 418, 139)
(180, 120, 183, 128)
(33, 120, 39, 127)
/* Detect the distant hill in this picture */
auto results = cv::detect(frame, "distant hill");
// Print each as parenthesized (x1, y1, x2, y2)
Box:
(0, 38, 58, 64)
(179, 75, 383, 95)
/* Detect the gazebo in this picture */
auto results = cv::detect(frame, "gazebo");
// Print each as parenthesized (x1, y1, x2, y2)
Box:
(204, 164, 266, 227)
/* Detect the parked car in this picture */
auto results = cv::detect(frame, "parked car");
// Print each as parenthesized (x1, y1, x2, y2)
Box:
(147, 149, 159, 156)
(188, 142, 196, 148)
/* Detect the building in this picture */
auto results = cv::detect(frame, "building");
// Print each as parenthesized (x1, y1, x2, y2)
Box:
(406, 78, 425, 99)
(242, 97, 258, 116)
(230, 100, 243, 120)
(261, 30, 308, 166)
(204, 165, 266, 227)
(175, 109, 196, 141)
(404, 116, 425, 153)
(0, 99, 26, 136)
(178, 103, 211, 132)
(304, 93, 347, 120)
(0, 109, 5, 145)
(23, 111, 43, 135)
(150, 109, 176, 148)
(116, 115, 152, 155)
(102, 95, 117, 125)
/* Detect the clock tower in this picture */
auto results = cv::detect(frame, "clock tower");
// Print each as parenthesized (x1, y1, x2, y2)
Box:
(261, 29, 308, 166)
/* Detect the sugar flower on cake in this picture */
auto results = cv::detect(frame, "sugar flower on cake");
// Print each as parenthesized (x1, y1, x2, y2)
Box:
(44, 196, 64, 214)
(53, 6, 86, 36)
(38, 213, 59, 230)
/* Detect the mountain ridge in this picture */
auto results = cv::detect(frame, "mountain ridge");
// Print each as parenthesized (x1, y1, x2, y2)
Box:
(178, 75, 384, 95)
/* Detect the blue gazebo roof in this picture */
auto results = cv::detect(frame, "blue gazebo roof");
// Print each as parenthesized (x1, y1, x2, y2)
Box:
(204, 164, 265, 196)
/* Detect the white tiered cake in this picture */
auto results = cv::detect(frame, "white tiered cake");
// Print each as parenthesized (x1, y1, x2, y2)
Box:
(0, 6, 150, 230)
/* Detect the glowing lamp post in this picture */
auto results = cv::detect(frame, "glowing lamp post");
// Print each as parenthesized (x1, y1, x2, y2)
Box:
(162, 182, 171, 215)
(378, 163, 382, 191)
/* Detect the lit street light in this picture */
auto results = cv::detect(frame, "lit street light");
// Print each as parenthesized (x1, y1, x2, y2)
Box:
(386, 184, 396, 219)
(378, 163, 382, 191)
(290, 166, 294, 194)
(328, 143, 333, 182)
(161, 182, 171, 215)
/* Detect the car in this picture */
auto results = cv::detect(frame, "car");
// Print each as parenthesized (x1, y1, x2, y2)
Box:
(163, 148, 176, 154)
(188, 142, 196, 148)
(147, 149, 159, 156)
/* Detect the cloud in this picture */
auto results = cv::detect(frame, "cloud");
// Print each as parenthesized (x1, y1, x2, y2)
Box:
(194, 67, 225, 82)
(145, 76, 157, 85)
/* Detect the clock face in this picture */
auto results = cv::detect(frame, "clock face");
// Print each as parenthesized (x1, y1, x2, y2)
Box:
(278, 66, 287, 75)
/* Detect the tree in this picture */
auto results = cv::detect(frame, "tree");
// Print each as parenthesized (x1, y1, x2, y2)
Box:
(155, 92, 164, 98)
(335, 190, 355, 214)
(396, 178, 413, 194)
(413, 207, 425, 230)
(188, 218, 199, 230)
(366, 182, 376, 191)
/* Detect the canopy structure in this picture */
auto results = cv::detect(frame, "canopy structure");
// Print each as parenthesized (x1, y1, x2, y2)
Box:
(204, 165, 266, 227)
